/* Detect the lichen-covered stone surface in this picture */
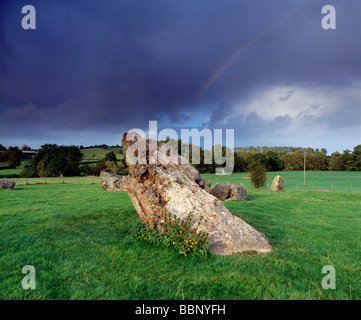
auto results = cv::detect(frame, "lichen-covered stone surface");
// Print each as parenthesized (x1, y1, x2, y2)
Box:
(122, 132, 272, 255)
(100, 171, 129, 191)
(210, 183, 247, 201)
(270, 175, 284, 192)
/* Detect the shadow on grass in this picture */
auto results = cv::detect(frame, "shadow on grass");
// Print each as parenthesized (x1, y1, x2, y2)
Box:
(243, 190, 269, 201)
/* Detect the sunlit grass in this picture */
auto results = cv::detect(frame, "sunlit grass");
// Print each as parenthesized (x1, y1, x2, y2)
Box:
(0, 180, 360, 300)
(203, 171, 361, 191)
(81, 147, 123, 164)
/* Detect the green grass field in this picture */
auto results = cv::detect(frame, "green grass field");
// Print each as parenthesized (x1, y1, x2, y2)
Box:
(81, 147, 123, 165)
(204, 171, 361, 191)
(0, 160, 32, 178)
(0, 172, 360, 300)
(2, 171, 360, 192)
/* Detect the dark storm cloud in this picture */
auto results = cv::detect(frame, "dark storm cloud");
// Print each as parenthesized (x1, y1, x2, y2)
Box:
(0, 0, 360, 150)
(207, 110, 292, 141)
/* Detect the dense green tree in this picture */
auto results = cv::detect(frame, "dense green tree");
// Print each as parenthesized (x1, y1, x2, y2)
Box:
(248, 153, 268, 168)
(329, 152, 345, 171)
(352, 145, 361, 171)
(283, 152, 304, 171)
(265, 150, 284, 171)
(27, 144, 83, 177)
(234, 153, 247, 172)
(343, 149, 356, 171)
(103, 160, 128, 175)
(103, 151, 117, 164)
(308, 151, 328, 170)
(247, 151, 284, 171)
(82, 155, 128, 176)
(19, 165, 37, 178)
(91, 161, 107, 176)
(5, 146, 22, 168)
(248, 160, 268, 188)
(117, 158, 129, 175)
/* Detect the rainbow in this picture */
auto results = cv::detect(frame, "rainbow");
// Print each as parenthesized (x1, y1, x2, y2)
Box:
(195, 5, 305, 102)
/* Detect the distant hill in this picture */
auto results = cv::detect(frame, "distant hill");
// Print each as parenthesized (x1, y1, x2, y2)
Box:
(81, 147, 123, 165)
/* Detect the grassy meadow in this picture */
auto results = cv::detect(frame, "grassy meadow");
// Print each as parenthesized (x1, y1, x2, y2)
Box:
(1, 169, 360, 192)
(81, 147, 123, 165)
(0, 160, 32, 178)
(203, 171, 361, 192)
(0, 171, 360, 300)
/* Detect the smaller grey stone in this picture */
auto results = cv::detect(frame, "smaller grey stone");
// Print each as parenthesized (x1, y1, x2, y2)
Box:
(270, 175, 284, 191)
(210, 183, 247, 201)
(100, 171, 129, 191)
(0, 180, 16, 190)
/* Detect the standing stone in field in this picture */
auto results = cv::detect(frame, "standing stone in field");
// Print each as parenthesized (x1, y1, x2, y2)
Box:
(270, 175, 284, 191)
(196, 176, 211, 193)
(210, 183, 247, 201)
(0, 180, 16, 190)
(121, 132, 272, 256)
(100, 171, 129, 191)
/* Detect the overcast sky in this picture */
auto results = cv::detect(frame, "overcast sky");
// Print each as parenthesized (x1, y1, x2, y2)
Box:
(1, 0, 360, 154)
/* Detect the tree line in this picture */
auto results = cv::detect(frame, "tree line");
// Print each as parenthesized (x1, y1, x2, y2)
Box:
(226, 145, 360, 172)
(162, 139, 361, 173)
(1, 142, 360, 178)
(17, 144, 127, 178)
(234, 146, 328, 155)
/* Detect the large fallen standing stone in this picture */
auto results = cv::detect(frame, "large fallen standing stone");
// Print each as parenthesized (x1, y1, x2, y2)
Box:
(0, 180, 15, 190)
(270, 175, 284, 191)
(210, 183, 247, 201)
(121, 132, 272, 255)
(100, 171, 129, 191)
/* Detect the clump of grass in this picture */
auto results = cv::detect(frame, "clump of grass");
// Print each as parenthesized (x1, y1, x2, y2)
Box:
(132, 209, 209, 257)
